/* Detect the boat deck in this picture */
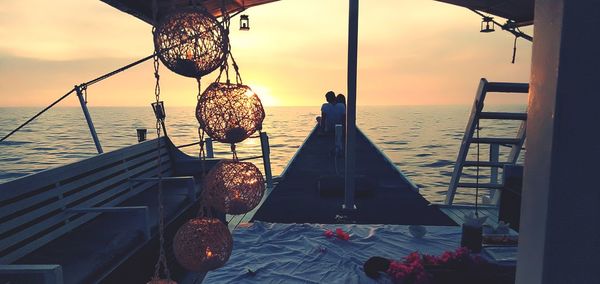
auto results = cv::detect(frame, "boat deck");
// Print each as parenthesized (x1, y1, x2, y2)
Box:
(439, 205, 501, 227)
(249, 127, 456, 226)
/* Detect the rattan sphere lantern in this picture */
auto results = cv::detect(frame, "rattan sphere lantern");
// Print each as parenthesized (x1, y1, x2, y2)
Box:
(154, 7, 227, 78)
(173, 217, 233, 272)
(196, 82, 265, 144)
(204, 160, 265, 215)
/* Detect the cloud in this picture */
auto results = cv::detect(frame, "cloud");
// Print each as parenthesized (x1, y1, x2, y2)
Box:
(0, 0, 532, 106)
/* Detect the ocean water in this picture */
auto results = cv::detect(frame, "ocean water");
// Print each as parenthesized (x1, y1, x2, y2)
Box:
(0, 105, 526, 204)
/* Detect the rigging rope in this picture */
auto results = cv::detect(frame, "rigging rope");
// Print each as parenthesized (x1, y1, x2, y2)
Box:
(0, 88, 75, 143)
(511, 36, 518, 64)
(1, 3, 236, 143)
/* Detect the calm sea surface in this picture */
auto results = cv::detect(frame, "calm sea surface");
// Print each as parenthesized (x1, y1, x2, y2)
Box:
(0, 105, 525, 204)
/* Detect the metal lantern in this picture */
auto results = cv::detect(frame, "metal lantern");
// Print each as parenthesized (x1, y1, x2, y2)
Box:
(154, 7, 228, 78)
(196, 82, 265, 144)
(152, 101, 166, 120)
(480, 16, 495, 33)
(136, 128, 147, 142)
(203, 160, 265, 215)
(173, 218, 233, 272)
(240, 15, 250, 31)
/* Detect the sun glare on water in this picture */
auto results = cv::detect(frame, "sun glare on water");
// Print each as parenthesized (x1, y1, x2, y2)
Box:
(249, 85, 278, 106)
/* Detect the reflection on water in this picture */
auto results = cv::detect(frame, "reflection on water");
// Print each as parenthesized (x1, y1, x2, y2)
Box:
(0, 105, 525, 204)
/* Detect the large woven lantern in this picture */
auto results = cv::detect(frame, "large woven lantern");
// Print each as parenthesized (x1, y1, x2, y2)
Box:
(196, 82, 265, 144)
(154, 7, 227, 78)
(173, 218, 233, 272)
(204, 160, 265, 215)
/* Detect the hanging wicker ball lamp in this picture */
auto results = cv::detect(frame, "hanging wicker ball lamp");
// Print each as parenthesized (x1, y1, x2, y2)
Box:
(154, 7, 227, 78)
(196, 82, 265, 144)
(204, 160, 265, 215)
(173, 217, 233, 272)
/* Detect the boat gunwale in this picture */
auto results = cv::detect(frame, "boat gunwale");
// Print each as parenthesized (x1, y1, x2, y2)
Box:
(0, 137, 168, 192)
(356, 127, 420, 192)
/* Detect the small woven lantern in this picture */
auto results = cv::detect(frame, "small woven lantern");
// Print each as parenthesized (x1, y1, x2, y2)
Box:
(204, 160, 265, 215)
(173, 218, 233, 272)
(154, 7, 227, 78)
(196, 82, 265, 144)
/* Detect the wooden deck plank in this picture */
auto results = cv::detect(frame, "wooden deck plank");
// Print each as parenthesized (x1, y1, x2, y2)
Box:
(440, 207, 465, 225)
(251, 127, 456, 225)
(439, 206, 500, 227)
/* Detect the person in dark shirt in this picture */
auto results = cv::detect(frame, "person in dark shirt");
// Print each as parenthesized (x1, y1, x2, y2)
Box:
(318, 91, 338, 133)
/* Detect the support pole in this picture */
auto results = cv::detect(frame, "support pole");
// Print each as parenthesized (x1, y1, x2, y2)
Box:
(260, 132, 273, 189)
(75, 85, 103, 154)
(343, 0, 359, 211)
(517, 1, 600, 283)
(205, 137, 214, 158)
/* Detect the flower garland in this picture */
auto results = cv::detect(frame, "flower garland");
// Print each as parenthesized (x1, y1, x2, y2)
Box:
(323, 228, 350, 241)
(386, 251, 430, 284)
(366, 247, 488, 284)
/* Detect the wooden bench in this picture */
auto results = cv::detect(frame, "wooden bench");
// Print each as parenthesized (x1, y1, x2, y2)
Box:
(0, 137, 199, 283)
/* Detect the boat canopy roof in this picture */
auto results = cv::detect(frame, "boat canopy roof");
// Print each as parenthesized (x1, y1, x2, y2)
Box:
(100, 0, 279, 24)
(436, 0, 534, 26)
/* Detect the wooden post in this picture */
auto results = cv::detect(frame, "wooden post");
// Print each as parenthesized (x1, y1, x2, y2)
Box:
(44, 265, 64, 284)
(343, 0, 359, 212)
(205, 137, 214, 158)
(0, 265, 64, 284)
(517, 1, 600, 283)
(75, 85, 103, 154)
(489, 143, 500, 204)
(260, 132, 273, 189)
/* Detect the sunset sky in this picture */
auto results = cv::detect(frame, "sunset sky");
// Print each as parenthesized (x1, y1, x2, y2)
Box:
(0, 0, 532, 107)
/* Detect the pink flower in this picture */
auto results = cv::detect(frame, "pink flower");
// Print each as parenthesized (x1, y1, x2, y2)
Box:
(422, 254, 439, 265)
(390, 261, 413, 273)
(439, 251, 454, 263)
(335, 228, 350, 241)
(405, 252, 421, 264)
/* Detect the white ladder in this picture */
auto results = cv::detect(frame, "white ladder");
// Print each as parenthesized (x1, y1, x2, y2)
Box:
(445, 78, 529, 205)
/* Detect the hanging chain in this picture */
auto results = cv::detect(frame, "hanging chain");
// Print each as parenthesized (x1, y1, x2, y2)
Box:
(214, 0, 243, 85)
(196, 76, 215, 220)
(229, 51, 243, 85)
(197, 77, 207, 169)
(231, 144, 238, 161)
(152, 24, 171, 280)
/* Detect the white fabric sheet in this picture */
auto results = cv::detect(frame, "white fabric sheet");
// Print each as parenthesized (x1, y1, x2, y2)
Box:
(204, 222, 461, 283)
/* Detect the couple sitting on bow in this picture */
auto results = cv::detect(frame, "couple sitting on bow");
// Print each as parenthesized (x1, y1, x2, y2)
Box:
(317, 91, 346, 134)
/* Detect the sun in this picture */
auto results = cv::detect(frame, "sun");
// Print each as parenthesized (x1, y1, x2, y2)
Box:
(249, 85, 278, 106)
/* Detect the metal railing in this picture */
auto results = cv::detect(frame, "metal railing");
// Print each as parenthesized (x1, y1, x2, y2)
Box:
(175, 132, 273, 189)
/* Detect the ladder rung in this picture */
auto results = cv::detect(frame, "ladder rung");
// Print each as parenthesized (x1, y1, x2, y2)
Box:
(479, 112, 527, 120)
(486, 82, 529, 93)
(470, 138, 521, 144)
(463, 161, 511, 167)
(458, 183, 504, 189)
